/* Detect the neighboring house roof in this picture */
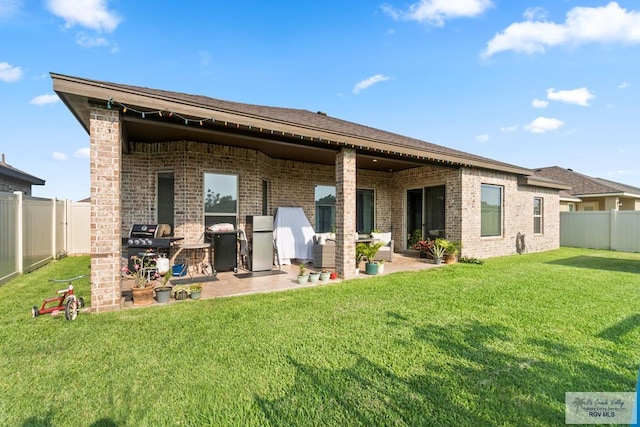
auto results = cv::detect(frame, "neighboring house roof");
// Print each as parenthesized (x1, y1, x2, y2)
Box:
(51, 72, 564, 189)
(534, 166, 640, 198)
(0, 156, 45, 186)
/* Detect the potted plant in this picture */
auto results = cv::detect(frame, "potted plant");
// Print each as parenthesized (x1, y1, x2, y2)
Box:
(320, 269, 331, 281)
(377, 259, 385, 274)
(309, 270, 320, 283)
(357, 241, 384, 275)
(171, 284, 191, 300)
(413, 239, 434, 259)
(297, 263, 309, 285)
(127, 254, 156, 306)
(408, 229, 423, 252)
(430, 238, 448, 265)
(444, 241, 462, 264)
(189, 283, 202, 300)
(155, 270, 172, 304)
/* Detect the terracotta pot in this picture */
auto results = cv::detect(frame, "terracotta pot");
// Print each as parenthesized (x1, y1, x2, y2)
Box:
(131, 284, 154, 306)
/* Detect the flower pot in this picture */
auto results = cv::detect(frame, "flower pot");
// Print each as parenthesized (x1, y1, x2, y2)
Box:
(320, 272, 330, 281)
(297, 275, 309, 285)
(354, 268, 360, 277)
(155, 287, 171, 304)
(433, 257, 442, 265)
(378, 263, 385, 274)
(174, 290, 188, 300)
(190, 290, 202, 300)
(131, 284, 154, 306)
(365, 262, 379, 275)
(445, 256, 457, 265)
(329, 271, 338, 280)
(308, 272, 320, 283)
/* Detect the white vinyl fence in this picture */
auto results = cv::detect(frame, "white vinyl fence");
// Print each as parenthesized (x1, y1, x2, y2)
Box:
(0, 192, 90, 284)
(560, 210, 640, 252)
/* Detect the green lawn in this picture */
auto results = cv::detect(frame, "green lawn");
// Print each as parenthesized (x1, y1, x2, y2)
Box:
(1, 248, 639, 426)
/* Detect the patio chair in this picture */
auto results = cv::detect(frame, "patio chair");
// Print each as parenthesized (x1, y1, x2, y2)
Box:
(370, 232, 394, 262)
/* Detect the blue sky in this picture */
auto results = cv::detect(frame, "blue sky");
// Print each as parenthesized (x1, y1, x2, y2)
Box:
(1, 0, 639, 201)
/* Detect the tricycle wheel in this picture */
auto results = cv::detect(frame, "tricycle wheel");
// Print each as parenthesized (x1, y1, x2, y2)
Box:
(78, 297, 85, 308)
(65, 299, 78, 321)
(31, 306, 39, 318)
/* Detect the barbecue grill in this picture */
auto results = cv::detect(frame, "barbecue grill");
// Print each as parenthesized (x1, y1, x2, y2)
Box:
(124, 224, 182, 271)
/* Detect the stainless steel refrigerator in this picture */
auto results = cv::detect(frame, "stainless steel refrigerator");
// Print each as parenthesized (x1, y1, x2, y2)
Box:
(249, 216, 273, 272)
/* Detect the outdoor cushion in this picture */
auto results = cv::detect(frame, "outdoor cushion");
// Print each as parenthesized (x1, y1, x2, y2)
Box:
(371, 232, 391, 245)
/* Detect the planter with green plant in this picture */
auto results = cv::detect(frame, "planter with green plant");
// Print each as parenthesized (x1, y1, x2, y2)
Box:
(357, 241, 385, 275)
(155, 270, 172, 304)
(297, 263, 309, 285)
(430, 238, 448, 265)
(171, 284, 191, 300)
(308, 271, 320, 283)
(189, 283, 202, 300)
(444, 241, 462, 264)
(126, 253, 157, 306)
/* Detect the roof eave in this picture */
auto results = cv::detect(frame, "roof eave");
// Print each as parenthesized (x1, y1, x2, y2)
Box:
(50, 72, 532, 176)
(519, 176, 571, 190)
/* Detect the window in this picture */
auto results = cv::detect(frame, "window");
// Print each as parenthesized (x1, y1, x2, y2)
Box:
(157, 172, 174, 231)
(356, 189, 374, 234)
(533, 197, 543, 234)
(314, 185, 375, 233)
(315, 185, 335, 233)
(204, 173, 238, 227)
(481, 184, 502, 237)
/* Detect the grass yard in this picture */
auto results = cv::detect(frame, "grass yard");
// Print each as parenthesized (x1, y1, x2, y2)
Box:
(1, 248, 639, 426)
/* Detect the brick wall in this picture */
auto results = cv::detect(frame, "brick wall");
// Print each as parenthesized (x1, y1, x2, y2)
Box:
(0, 177, 32, 195)
(460, 168, 560, 258)
(89, 106, 121, 312)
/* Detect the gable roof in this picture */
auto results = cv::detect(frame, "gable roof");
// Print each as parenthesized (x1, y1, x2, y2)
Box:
(534, 166, 640, 198)
(0, 157, 45, 186)
(52, 72, 565, 186)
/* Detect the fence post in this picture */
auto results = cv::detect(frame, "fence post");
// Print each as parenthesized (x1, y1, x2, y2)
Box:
(13, 191, 23, 274)
(610, 209, 617, 251)
(51, 197, 57, 259)
(63, 199, 69, 255)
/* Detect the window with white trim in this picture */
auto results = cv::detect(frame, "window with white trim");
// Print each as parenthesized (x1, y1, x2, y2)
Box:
(533, 197, 543, 234)
(481, 184, 502, 237)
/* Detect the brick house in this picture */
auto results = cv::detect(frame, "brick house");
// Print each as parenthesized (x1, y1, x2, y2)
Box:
(52, 73, 566, 312)
(0, 154, 45, 196)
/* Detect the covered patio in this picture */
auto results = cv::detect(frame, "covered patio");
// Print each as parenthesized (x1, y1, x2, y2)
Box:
(120, 252, 442, 307)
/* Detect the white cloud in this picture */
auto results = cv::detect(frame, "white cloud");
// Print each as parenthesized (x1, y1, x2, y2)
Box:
(532, 99, 548, 108)
(382, 0, 493, 27)
(483, 2, 640, 57)
(547, 87, 594, 106)
(29, 93, 60, 106)
(46, 0, 121, 32)
(74, 147, 90, 158)
(618, 81, 630, 89)
(353, 74, 391, 94)
(500, 124, 518, 132)
(475, 134, 489, 142)
(524, 117, 564, 133)
(0, 0, 22, 17)
(0, 61, 23, 82)
(523, 7, 547, 22)
(52, 151, 67, 161)
(76, 33, 109, 48)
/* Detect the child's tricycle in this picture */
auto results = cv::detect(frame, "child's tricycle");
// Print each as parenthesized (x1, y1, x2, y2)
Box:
(31, 275, 87, 321)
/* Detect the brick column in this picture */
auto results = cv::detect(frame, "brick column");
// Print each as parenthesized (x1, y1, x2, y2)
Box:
(336, 148, 356, 279)
(89, 106, 121, 312)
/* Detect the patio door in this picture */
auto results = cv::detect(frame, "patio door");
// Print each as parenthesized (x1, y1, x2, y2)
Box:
(406, 185, 445, 247)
